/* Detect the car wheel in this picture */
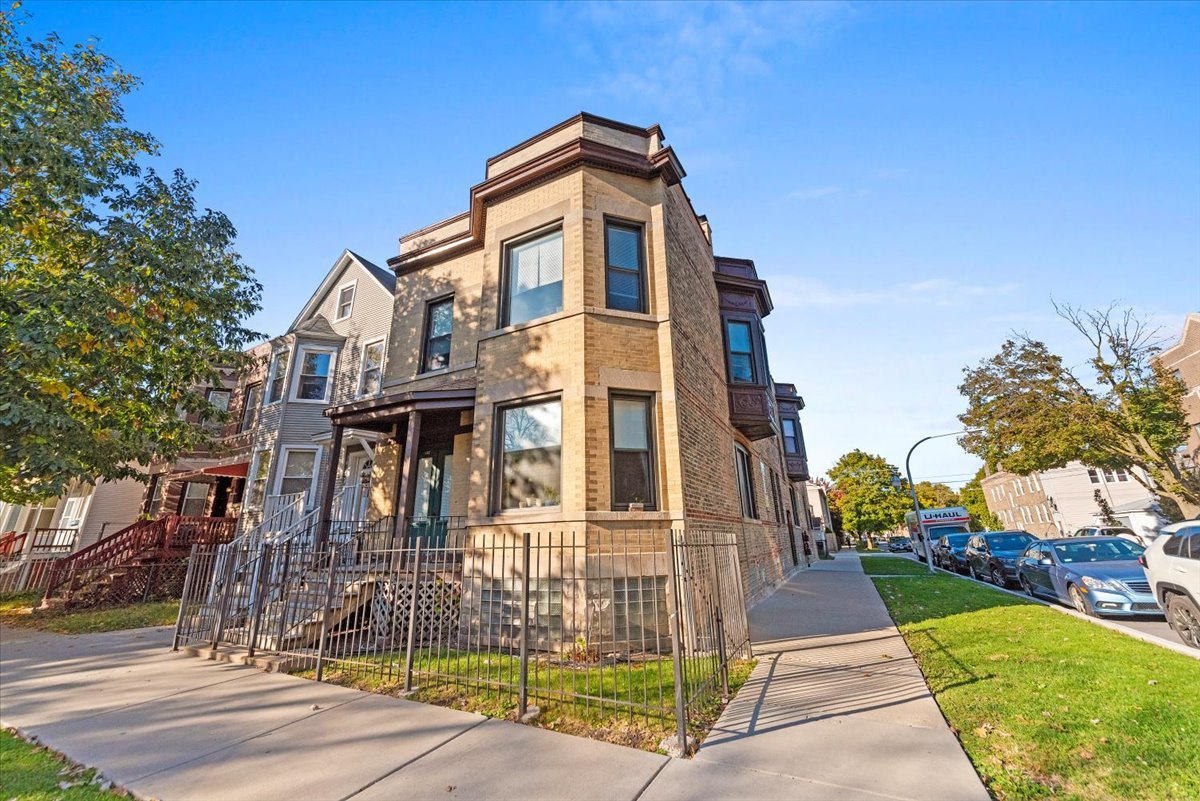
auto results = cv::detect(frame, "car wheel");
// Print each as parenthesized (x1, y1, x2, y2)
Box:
(1019, 575, 1034, 596)
(990, 566, 1006, 587)
(1068, 584, 1094, 617)
(1166, 595, 1200, 649)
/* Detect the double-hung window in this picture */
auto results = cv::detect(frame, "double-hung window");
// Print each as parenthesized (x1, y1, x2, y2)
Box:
(503, 228, 563, 327)
(725, 320, 756, 384)
(497, 398, 562, 511)
(781, 418, 801, 455)
(422, 298, 453, 372)
(248, 449, 272, 508)
(179, 482, 209, 517)
(605, 221, 645, 313)
(335, 283, 355, 320)
(293, 347, 335, 402)
(611, 394, 655, 509)
(734, 445, 756, 519)
(239, 382, 262, 431)
(359, 339, 386, 396)
(277, 448, 319, 501)
(206, 388, 231, 413)
(266, 350, 290, 404)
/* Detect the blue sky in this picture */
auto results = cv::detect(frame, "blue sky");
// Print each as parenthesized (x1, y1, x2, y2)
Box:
(22, 1, 1200, 487)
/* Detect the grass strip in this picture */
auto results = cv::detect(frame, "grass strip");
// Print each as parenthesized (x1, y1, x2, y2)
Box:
(859, 555, 930, 575)
(872, 571, 1200, 801)
(0, 593, 178, 634)
(0, 728, 128, 800)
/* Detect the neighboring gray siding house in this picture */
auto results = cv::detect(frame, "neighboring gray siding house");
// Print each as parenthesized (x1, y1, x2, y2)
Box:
(241, 250, 396, 530)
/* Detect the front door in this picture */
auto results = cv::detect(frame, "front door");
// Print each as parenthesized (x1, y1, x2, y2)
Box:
(410, 446, 452, 547)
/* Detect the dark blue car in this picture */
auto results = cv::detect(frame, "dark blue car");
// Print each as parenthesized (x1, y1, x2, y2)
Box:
(965, 531, 1037, 587)
(1016, 536, 1158, 617)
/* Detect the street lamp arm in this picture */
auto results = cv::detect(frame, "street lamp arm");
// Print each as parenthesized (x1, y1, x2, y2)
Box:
(904, 429, 979, 574)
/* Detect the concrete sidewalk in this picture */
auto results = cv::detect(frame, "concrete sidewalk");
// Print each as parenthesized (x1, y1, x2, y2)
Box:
(1, 552, 987, 801)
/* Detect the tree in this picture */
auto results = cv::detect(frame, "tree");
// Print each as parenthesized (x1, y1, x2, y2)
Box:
(914, 481, 960, 510)
(958, 303, 1197, 520)
(812, 476, 844, 533)
(827, 450, 911, 539)
(1093, 490, 1120, 526)
(959, 468, 1003, 531)
(0, 10, 262, 503)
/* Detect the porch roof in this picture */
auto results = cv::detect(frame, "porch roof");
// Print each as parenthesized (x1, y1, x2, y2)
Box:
(325, 387, 476, 431)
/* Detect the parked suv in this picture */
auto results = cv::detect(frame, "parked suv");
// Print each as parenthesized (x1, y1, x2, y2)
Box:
(965, 531, 1036, 587)
(932, 533, 972, 573)
(1140, 521, 1200, 649)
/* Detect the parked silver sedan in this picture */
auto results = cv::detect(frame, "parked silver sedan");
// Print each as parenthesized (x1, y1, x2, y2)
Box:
(1016, 537, 1159, 617)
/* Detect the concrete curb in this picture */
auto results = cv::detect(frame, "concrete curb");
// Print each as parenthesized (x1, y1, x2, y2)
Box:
(873, 554, 1200, 661)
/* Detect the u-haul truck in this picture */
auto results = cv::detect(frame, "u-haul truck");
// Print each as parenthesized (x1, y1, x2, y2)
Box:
(906, 506, 971, 562)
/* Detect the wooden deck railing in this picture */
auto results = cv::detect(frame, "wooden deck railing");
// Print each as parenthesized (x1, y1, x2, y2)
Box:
(0, 530, 27, 557)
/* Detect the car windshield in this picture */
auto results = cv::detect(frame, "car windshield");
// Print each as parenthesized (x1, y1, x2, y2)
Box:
(944, 534, 971, 547)
(893, 537, 910, 544)
(1053, 539, 1143, 563)
(930, 524, 970, 535)
(987, 534, 1033, 550)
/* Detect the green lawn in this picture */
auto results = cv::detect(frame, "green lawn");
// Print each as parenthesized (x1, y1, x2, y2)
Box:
(871, 572, 1200, 801)
(859, 555, 930, 575)
(0, 593, 178, 635)
(307, 648, 754, 752)
(0, 729, 125, 801)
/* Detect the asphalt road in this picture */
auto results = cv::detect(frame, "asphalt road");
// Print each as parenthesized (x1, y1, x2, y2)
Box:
(868, 549, 1191, 650)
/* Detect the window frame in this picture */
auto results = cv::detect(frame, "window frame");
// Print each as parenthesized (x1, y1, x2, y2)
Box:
(608, 392, 657, 511)
(247, 448, 272, 509)
(499, 223, 564, 329)
(273, 446, 322, 504)
(264, 349, 291, 406)
(420, 295, 454, 374)
(603, 217, 648, 314)
(179, 481, 210, 517)
(781, 417, 801, 455)
(734, 444, 757, 519)
(206, 387, 232, 413)
(289, 345, 338, 404)
(334, 280, 357, 321)
(723, 317, 759, 385)
(239, 382, 263, 432)
(492, 394, 564, 514)
(357, 337, 387, 397)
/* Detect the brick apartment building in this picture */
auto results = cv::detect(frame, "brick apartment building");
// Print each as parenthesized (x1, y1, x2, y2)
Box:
(317, 113, 814, 603)
(1158, 312, 1200, 473)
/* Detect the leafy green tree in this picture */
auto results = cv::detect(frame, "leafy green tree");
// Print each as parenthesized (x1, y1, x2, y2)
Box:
(959, 468, 1002, 531)
(0, 10, 262, 503)
(914, 481, 960, 510)
(958, 304, 1197, 520)
(827, 450, 910, 539)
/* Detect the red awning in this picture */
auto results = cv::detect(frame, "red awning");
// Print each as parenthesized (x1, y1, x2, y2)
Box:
(199, 462, 249, 478)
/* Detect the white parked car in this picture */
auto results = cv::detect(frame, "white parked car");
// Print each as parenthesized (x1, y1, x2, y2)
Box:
(1070, 525, 1150, 547)
(1139, 520, 1200, 649)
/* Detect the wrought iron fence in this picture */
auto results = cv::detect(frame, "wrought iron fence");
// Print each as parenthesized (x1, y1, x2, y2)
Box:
(173, 524, 749, 748)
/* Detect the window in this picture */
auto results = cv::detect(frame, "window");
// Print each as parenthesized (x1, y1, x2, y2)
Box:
(605, 221, 645, 313)
(734, 445, 756, 518)
(59, 497, 85, 528)
(292, 347, 335, 402)
(771, 470, 783, 524)
(422, 298, 453, 373)
(503, 228, 563, 327)
(1102, 468, 1130, 483)
(179, 482, 209, 517)
(248, 449, 272, 508)
(725, 320, 756, 384)
(335, 283, 355, 320)
(239, 382, 262, 432)
(610, 394, 655, 509)
(359, 339, 386, 396)
(1087, 468, 1101, 484)
(266, 350, 290, 404)
(206, 388, 231, 413)
(497, 399, 562, 510)
(781, 418, 801, 455)
(277, 448, 319, 501)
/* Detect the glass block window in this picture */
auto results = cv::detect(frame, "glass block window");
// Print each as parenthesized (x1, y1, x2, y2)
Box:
(477, 578, 564, 643)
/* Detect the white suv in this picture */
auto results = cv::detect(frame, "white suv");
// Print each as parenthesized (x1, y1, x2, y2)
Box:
(1140, 521, 1200, 649)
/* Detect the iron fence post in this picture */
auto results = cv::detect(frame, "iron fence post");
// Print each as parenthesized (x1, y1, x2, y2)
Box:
(172, 544, 200, 651)
(247, 542, 273, 658)
(666, 530, 690, 755)
(403, 538, 423, 693)
(211, 543, 238, 649)
(518, 531, 531, 717)
(274, 541, 292, 648)
(710, 539, 730, 699)
(314, 542, 341, 682)
(728, 533, 752, 659)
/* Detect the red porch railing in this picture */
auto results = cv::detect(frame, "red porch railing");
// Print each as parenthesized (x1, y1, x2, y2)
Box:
(0, 530, 27, 557)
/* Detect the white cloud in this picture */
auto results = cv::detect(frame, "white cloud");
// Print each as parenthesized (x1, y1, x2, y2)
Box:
(769, 276, 1019, 309)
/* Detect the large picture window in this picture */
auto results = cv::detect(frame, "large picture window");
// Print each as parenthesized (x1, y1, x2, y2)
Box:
(359, 339, 386, 396)
(422, 297, 453, 372)
(611, 394, 655, 509)
(734, 445, 756, 519)
(497, 398, 562, 510)
(725, 320, 756, 384)
(605, 221, 645, 313)
(266, 350, 290, 404)
(292, 347, 335, 402)
(503, 228, 563, 327)
(277, 448, 319, 501)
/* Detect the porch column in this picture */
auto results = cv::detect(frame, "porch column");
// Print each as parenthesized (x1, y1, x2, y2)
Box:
(390, 410, 421, 549)
(315, 424, 345, 549)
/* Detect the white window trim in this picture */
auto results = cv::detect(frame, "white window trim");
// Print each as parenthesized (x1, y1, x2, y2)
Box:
(357, 337, 387, 397)
(248, 448, 273, 509)
(334, 280, 358, 321)
(274, 446, 323, 507)
(264, 348, 292, 407)
(289, 345, 339, 404)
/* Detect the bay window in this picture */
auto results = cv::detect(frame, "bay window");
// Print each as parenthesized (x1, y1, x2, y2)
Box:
(605, 221, 645, 313)
(503, 228, 563, 327)
(497, 398, 562, 510)
(266, 350, 290, 404)
(359, 339, 386, 396)
(781, 418, 801, 455)
(293, 347, 335, 402)
(611, 394, 655, 509)
(725, 320, 756, 384)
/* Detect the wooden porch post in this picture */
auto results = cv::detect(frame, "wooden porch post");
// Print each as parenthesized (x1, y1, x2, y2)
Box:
(315, 424, 344, 549)
(390, 410, 422, 549)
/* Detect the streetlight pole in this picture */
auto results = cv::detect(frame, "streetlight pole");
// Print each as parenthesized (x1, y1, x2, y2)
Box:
(905, 429, 978, 574)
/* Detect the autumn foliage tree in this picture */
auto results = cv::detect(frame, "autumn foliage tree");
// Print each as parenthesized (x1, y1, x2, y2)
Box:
(959, 304, 1197, 520)
(827, 450, 910, 539)
(0, 10, 262, 502)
